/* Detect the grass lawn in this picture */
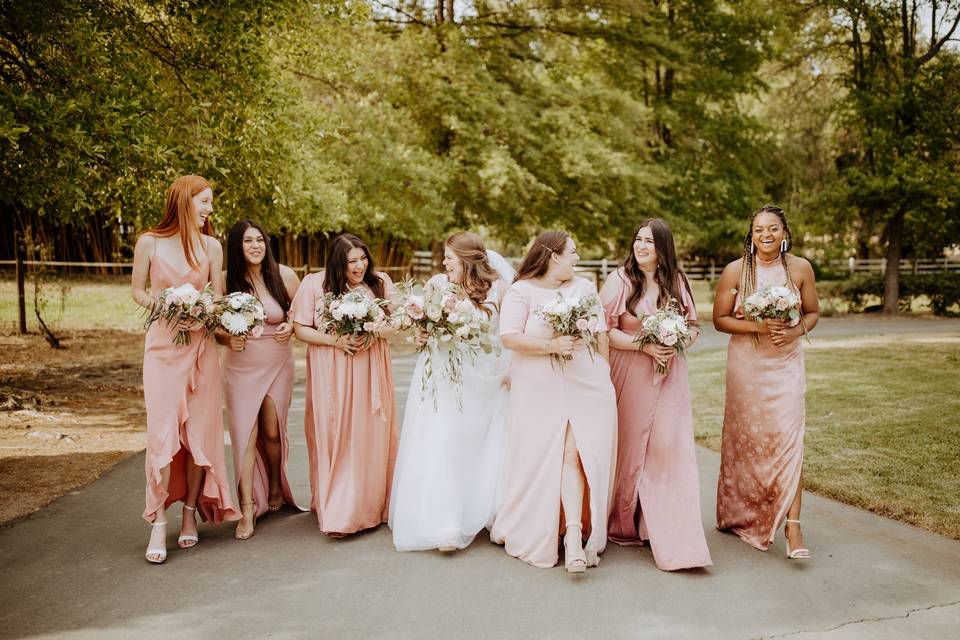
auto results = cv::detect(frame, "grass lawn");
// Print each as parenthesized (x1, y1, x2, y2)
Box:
(0, 275, 143, 333)
(689, 335, 960, 539)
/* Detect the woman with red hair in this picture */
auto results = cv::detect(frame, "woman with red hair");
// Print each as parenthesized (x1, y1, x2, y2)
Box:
(131, 175, 240, 564)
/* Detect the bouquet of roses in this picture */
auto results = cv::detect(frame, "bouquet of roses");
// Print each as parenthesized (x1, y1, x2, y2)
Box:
(145, 282, 218, 346)
(389, 278, 498, 410)
(315, 290, 389, 348)
(743, 285, 802, 324)
(534, 292, 606, 367)
(216, 292, 266, 338)
(634, 299, 693, 383)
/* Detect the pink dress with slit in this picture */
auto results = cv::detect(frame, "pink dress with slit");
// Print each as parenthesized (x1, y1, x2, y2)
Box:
(142, 251, 240, 524)
(222, 287, 303, 517)
(716, 259, 806, 550)
(604, 271, 712, 570)
(289, 271, 399, 534)
(490, 276, 618, 568)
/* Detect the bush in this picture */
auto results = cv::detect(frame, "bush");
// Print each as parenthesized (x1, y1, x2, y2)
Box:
(828, 273, 960, 315)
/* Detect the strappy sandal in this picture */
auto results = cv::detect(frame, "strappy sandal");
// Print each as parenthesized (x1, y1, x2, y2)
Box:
(784, 519, 811, 559)
(235, 502, 256, 540)
(145, 519, 168, 564)
(563, 522, 587, 574)
(177, 504, 199, 549)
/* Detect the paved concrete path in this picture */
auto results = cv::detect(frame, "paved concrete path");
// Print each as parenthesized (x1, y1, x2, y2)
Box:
(2, 319, 960, 639)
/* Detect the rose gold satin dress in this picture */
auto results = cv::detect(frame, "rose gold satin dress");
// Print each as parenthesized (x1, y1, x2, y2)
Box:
(490, 277, 618, 568)
(716, 259, 806, 550)
(605, 272, 712, 570)
(222, 289, 302, 517)
(289, 271, 399, 535)
(142, 252, 239, 524)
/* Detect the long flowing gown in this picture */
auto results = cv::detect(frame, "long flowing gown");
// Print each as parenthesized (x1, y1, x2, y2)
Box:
(222, 287, 302, 517)
(490, 276, 618, 568)
(389, 276, 510, 551)
(716, 258, 806, 550)
(604, 271, 712, 570)
(142, 250, 239, 524)
(289, 271, 399, 534)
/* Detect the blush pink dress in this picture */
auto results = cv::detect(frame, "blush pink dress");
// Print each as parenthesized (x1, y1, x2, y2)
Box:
(490, 276, 618, 568)
(222, 286, 302, 517)
(604, 271, 712, 570)
(716, 258, 806, 550)
(142, 249, 239, 524)
(289, 271, 399, 535)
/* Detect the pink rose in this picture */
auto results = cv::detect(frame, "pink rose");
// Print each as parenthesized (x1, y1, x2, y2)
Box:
(587, 319, 604, 334)
(660, 332, 678, 346)
(406, 303, 425, 320)
(775, 297, 790, 311)
(575, 318, 589, 332)
(363, 322, 376, 332)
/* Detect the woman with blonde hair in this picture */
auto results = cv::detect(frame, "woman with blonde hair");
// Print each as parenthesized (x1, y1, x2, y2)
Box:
(131, 175, 239, 564)
(389, 231, 513, 552)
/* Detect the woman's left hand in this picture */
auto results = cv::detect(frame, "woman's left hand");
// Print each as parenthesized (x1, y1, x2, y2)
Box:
(770, 323, 800, 347)
(273, 322, 294, 343)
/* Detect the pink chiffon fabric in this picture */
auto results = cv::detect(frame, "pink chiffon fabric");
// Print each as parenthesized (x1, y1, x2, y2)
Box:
(604, 271, 712, 570)
(222, 288, 303, 517)
(716, 259, 806, 550)
(289, 271, 399, 534)
(490, 276, 618, 568)
(141, 251, 239, 524)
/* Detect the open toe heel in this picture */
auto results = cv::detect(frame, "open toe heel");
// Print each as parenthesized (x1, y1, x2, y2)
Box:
(784, 519, 811, 560)
(145, 520, 168, 564)
(235, 502, 256, 540)
(563, 522, 587, 574)
(178, 504, 199, 549)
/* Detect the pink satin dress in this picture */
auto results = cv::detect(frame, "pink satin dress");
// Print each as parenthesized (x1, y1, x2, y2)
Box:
(716, 258, 806, 550)
(142, 250, 239, 524)
(490, 276, 618, 568)
(289, 271, 399, 535)
(604, 271, 712, 570)
(222, 286, 302, 517)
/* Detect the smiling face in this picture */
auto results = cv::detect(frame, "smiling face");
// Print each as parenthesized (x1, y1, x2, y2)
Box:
(190, 188, 213, 230)
(345, 247, 369, 286)
(549, 237, 579, 281)
(442, 245, 465, 284)
(633, 226, 658, 270)
(242, 226, 266, 267)
(752, 211, 786, 256)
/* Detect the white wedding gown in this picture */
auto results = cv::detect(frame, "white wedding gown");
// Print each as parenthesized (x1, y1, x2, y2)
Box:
(389, 276, 511, 551)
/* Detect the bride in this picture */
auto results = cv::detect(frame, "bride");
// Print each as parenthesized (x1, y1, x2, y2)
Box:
(388, 231, 514, 552)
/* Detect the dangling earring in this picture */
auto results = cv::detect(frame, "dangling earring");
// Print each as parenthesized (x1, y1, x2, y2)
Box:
(780, 239, 788, 254)
(750, 243, 756, 255)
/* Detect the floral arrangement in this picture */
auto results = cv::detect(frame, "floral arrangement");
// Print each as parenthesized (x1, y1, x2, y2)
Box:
(315, 289, 389, 346)
(743, 285, 802, 323)
(534, 292, 606, 367)
(145, 283, 218, 346)
(216, 292, 266, 338)
(634, 299, 693, 382)
(389, 278, 497, 409)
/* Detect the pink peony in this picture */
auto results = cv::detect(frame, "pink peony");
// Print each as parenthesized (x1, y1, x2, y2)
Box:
(775, 297, 790, 311)
(660, 331, 678, 346)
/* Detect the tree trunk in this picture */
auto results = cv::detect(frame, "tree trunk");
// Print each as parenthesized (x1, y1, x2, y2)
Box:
(882, 209, 905, 314)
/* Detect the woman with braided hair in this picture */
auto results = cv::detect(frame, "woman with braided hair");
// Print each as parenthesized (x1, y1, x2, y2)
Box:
(713, 204, 820, 558)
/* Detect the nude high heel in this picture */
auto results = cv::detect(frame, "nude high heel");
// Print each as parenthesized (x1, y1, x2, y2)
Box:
(177, 504, 199, 549)
(235, 502, 256, 540)
(784, 519, 811, 559)
(563, 522, 587, 573)
(145, 520, 168, 564)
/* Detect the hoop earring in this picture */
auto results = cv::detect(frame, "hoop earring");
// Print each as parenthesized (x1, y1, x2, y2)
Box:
(780, 239, 788, 253)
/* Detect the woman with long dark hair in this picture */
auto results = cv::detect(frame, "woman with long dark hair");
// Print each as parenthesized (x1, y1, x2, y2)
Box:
(713, 204, 819, 558)
(599, 218, 712, 570)
(289, 233, 399, 537)
(221, 220, 303, 540)
(490, 231, 618, 572)
(130, 175, 239, 563)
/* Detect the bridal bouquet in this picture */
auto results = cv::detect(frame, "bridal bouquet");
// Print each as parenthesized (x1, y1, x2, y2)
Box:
(315, 290, 389, 346)
(534, 292, 606, 367)
(634, 299, 693, 383)
(743, 285, 801, 324)
(389, 279, 497, 410)
(216, 292, 266, 338)
(145, 283, 218, 346)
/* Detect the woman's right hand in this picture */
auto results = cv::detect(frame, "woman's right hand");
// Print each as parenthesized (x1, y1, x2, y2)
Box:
(641, 343, 674, 367)
(228, 335, 246, 352)
(331, 334, 358, 356)
(547, 336, 580, 357)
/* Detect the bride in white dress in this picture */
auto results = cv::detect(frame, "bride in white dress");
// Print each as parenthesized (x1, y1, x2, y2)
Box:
(389, 232, 514, 552)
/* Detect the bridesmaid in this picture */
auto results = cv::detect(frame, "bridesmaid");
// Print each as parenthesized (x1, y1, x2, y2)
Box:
(130, 175, 239, 564)
(599, 219, 712, 571)
(290, 233, 399, 537)
(714, 204, 819, 558)
(221, 220, 303, 540)
(491, 231, 618, 572)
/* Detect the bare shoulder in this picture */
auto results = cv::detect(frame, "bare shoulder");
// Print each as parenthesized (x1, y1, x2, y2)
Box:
(787, 254, 814, 276)
(600, 268, 626, 294)
(279, 263, 300, 283)
(203, 234, 222, 257)
(720, 258, 743, 280)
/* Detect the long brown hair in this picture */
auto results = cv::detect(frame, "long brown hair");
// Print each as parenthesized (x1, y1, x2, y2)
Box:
(147, 175, 212, 270)
(514, 231, 569, 282)
(323, 233, 385, 298)
(622, 218, 693, 316)
(226, 220, 291, 313)
(446, 231, 500, 315)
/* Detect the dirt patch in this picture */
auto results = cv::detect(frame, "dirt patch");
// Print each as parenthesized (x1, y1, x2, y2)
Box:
(0, 330, 146, 525)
